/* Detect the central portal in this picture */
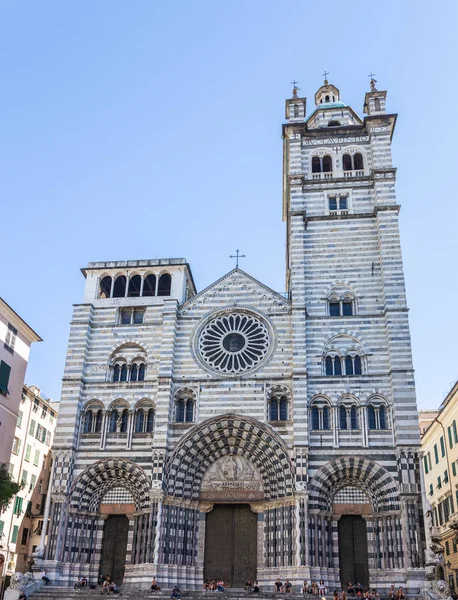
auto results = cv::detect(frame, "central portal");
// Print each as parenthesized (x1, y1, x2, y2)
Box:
(204, 504, 257, 587)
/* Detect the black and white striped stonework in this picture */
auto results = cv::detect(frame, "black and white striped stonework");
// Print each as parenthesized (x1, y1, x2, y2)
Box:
(43, 83, 424, 594)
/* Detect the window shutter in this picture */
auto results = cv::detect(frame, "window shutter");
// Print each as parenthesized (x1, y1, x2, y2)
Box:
(0, 360, 11, 395)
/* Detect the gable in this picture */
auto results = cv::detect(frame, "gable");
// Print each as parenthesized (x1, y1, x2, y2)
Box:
(179, 269, 290, 317)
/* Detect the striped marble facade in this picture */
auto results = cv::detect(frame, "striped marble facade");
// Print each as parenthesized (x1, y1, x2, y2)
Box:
(42, 80, 425, 593)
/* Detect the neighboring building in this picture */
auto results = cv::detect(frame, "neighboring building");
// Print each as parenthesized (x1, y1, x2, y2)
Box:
(0, 298, 42, 465)
(0, 385, 58, 583)
(421, 382, 458, 591)
(43, 78, 424, 593)
(419, 409, 439, 437)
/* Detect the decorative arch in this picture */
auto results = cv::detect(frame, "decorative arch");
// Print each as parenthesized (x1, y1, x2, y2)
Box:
(70, 458, 150, 511)
(308, 456, 400, 512)
(164, 414, 294, 500)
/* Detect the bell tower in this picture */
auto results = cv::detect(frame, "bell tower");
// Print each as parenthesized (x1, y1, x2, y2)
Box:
(282, 76, 423, 590)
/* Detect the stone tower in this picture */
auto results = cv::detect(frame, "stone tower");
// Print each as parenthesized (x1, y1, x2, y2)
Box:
(283, 77, 424, 590)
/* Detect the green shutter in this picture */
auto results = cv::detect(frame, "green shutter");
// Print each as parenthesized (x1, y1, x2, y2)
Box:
(0, 360, 11, 395)
(449, 426, 454, 449)
(0, 520, 4, 536)
(424, 455, 429, 474)
(29, 420, 36, 436)
(11, 525, 18, 543)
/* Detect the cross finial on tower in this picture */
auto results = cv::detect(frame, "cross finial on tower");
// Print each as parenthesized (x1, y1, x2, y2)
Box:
(229, 249, 246, 269)
(291, 79, 299, 98)
(322, 70, 329, 84)
(368, 72, 378, 92)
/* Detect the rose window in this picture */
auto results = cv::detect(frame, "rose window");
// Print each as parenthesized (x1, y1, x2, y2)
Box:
(198, 312, 270, 374)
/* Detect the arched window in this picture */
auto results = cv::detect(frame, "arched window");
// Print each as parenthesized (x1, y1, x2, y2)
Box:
(120, 364, 128, 382)
(158, 273, 172, 296)
(270, 396, 288, 421)
(368, 405, 376, 430)
(312, 157, 321, 173)
(340, 405, 347, 430)
(99, 276, 112, 298)
(109, 410, 118, 433)
(325, 356, 333, 375)
(128, 275, 141, 297)
(270, 398, 279, 421)
(311, 402, 330, 430)
(354, 355, 362, 375)
(343, 154, 352, 171)
(146, 409, 155, 433)
(113, 275, 127, 298)
(135, 410, 144, 433)
(334, 356, 342, 376)
(328, 120, 341, 127)
(113, 364, 120, 382)
(354, 153, 364, 170)
(325, 95, 330, 102)
(120, 409, 129, 433)
(322, 155, 332, 173)
(130, 364, 138, 382)
(379, 405, 386, 429)
(350, 405, 358, 429)
(345, 356, 354, 375)
(374, 98, 381, 111)
(176, 400, 185, 422)
(185, 400, 194, 422)
(95, 410, 103, 433)
(143, 274, 156, 297)
(83, 410, 93, 434)
(138, 363, 146, 381)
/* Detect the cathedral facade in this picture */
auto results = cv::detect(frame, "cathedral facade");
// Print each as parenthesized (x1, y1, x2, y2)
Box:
(43, 79, 425, 593)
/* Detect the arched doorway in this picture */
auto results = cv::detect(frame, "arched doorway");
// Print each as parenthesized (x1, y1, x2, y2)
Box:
(308, 456, 402, 590)
(163, 414, 295, 586)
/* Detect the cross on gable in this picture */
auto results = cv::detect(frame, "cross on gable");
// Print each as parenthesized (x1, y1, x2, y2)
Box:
(229, 250, 246, 269)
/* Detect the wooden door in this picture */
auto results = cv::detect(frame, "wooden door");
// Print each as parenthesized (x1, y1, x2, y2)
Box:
(100, 515, 129, 584)
(338, 515, 369, 589)
(204, 504, 257, 587)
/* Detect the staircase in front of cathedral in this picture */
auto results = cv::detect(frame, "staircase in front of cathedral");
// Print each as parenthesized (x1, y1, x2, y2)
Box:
(28, 586, 347, 600)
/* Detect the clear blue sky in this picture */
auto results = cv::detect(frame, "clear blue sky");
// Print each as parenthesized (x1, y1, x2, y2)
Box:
(1, 0, 457, 409)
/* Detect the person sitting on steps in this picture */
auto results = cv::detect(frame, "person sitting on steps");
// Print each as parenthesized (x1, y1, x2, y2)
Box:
(245, 580, 253, 593)
(253, 581, 260, 594)
(274, 579, 283, 593)
(217, 579, 225, 592)
(74, 578, 82, 590)
(284, 580, 292, 594)
(171, 585, 181, 600)
(151, 577, 160, 591)
(41, 570, 50, 586)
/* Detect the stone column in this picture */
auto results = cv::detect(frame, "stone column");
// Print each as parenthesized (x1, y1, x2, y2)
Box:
(250, 503, 266, 570)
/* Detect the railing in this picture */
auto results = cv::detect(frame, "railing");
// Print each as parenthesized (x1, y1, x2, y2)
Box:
(312, 172, 333, 180)
(344, 170, 365, 178)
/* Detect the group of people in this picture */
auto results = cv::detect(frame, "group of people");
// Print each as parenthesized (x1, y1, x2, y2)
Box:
(275, 579, 294, 593)
(98, 575, 118, 594)
(244, 580, 260, 593)
(203, 579, 226, 592)
(388, 586, 405, 600)
(74, 577, 88, 590)
(301, 580, 327, 595)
